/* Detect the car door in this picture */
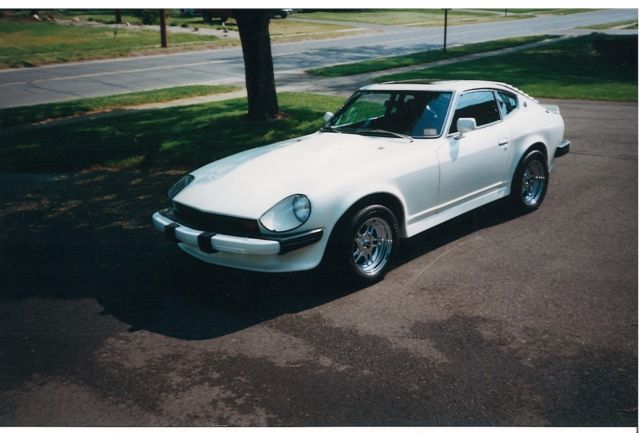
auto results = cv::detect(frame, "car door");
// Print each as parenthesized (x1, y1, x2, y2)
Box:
(436, 89, 511, 209)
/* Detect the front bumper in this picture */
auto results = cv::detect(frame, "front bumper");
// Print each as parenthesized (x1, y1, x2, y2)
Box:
(555, 139, 571, 158)
(152, 211, 323, 256)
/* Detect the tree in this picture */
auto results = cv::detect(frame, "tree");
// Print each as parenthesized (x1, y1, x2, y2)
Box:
(233, 10, 280, 120)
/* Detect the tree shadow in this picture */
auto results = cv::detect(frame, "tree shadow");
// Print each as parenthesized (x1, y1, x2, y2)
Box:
(1, 94, 344, 173)
(1, 166, 526, 341)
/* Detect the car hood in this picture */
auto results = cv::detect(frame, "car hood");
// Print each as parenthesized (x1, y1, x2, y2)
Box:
(174, 132, 417, 218)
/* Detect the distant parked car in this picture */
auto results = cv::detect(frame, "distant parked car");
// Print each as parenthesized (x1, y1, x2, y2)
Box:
(199, 9, 232, 24)
(153, 80, 570, 285)
(271, 9, 293, 18)
(197, 9, 292, 23)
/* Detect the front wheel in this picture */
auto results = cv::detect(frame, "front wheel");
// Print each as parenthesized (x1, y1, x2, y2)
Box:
(330, 205, 399, 286)
(510, 150, 549, 212)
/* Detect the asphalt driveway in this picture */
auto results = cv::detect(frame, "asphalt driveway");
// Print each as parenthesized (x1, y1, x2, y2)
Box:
(0, 99, 636, 426)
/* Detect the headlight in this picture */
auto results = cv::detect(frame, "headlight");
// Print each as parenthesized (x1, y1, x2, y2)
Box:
(260, 194, 311, 232)
(168, 174, 194, 200)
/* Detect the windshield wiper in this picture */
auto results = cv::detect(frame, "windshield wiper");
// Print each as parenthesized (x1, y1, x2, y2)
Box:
(320, 125, 343, 133)
(356, 129, 413, 141)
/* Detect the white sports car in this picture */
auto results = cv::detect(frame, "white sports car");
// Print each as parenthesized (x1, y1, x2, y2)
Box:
(153, 80, 570, 285)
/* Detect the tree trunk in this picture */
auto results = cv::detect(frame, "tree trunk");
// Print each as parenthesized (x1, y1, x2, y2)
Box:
(234, 10, 280, 121)
(115, 9, 122, 24)
(159, 9, 168, 48)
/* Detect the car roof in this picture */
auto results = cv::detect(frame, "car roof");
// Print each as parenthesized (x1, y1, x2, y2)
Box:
(360, 80, 536, 101)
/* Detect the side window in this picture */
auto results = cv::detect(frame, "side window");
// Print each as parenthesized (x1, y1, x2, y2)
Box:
(497, 90, 518, 117)
(410, 92, 452, 137)
(449, 91, 500, 133)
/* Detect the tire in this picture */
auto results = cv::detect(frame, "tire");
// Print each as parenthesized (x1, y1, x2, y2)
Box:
(329, 205, 400, 286)
(510, 149, 549, 212)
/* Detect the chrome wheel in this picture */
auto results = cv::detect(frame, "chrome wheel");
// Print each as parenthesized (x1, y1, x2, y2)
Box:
(352, 217, 394, 276)
(521, 158, 546, 206)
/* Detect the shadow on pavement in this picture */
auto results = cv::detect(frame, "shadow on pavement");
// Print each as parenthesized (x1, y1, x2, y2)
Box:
(0, 169, 637, 426)
(0, 168, 527, 341)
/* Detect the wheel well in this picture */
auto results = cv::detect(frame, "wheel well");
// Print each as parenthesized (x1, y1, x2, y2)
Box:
(526, 142, 548, 165)
(339, 193, 406, 238)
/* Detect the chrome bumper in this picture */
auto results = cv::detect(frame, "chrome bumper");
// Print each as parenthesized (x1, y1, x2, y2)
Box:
(152, 211, 323, 256)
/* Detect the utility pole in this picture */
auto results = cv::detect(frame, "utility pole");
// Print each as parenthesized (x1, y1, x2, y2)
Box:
(159, 9, 167, 48)
(443, 9, 450, 52)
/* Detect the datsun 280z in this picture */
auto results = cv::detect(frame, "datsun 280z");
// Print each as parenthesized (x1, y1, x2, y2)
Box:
(153, 80, 570, 285)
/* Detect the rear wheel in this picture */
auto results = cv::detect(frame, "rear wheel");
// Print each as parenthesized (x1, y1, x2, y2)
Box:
(330, 205, 399, 286)
(510, 150, 549, 212)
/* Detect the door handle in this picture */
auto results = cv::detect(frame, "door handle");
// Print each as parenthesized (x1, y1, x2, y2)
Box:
(498, 138, 510, 146)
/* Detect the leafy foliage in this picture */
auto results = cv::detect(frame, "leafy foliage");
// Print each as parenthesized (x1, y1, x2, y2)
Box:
(131, 9, 160, 25)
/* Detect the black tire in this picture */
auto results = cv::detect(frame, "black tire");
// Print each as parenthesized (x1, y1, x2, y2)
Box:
(510, 149, 549, 212)
(328, 205, 400, 287)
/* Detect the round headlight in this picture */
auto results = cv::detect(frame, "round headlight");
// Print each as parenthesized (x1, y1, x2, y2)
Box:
(260, 194, 311, 232)
(168, 174, 194, 200)
(292, 195, 311, 223)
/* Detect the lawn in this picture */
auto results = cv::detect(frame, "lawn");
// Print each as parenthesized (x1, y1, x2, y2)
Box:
(296, 9, 529, 26)
(307, 35, 558, 77)
(269, 19, 356, 40)
(0, 19, 233, 68)
(0, 93, 345, 173)
(14, 9, 232, 28)
(579, 20, 638, 30)
(50, 10, 357, 37)
(0, 12, 361, 68)
(485, 9, 596, 15)
(374, 34, 638, 101)
(0, 85, 240, 127)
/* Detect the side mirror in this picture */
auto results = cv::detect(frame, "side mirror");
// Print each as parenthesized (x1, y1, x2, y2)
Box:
(457, 118, 477, 138)
(323, 112, 334, 123)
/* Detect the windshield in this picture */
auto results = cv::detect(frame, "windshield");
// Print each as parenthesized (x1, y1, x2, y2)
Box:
(324, 90, 453, 138)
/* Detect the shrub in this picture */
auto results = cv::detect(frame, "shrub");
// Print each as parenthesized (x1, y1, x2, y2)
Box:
(132, 10, 159, 25)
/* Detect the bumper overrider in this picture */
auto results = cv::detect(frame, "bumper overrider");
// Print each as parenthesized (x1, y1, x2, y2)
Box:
(555, 139, 571, 158)
(152, 209, 323, 256)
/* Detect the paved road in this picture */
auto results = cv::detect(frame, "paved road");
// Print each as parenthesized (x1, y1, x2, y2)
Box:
(0, 98, 636, 425)
(0, 9, 636, 108)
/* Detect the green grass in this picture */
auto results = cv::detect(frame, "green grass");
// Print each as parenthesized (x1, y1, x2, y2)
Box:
(486, 9, 596, 15)
(0, 12, 360, 68)
(0, 85, 240, 127)
(0, 19, 233, 68)
(0, 92, 346, 173)
(579, 20, 638, 30)
(64, 11, 356, 40)
(374, 34, 638, 101)
(269, 19, 355, 40)
(297, 9, 529, 26)
(13, 9, 233, 29)
(307, 35, 557, 77)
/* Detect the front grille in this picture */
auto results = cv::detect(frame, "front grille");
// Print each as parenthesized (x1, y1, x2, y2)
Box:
(162, 202, 260, 237)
